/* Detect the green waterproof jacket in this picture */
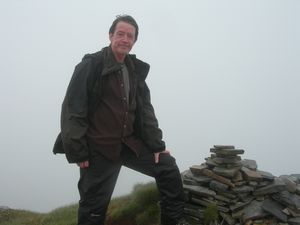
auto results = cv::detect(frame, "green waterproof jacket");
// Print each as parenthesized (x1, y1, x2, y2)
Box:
(53, 47, 165, 163)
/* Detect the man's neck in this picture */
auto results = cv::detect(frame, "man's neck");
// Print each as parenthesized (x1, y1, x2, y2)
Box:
(114, 52, 126, 63)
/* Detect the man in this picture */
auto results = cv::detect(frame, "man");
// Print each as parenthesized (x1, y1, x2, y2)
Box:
(53, 15, 189, 225)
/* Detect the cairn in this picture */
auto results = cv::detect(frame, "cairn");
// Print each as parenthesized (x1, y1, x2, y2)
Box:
(182, 145, 300, 225)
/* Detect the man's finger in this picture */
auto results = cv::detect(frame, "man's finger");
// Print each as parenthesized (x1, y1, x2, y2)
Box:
(77, 160, 89, 168)
(154, 150, 171, 164)
(154, 153, 160, 164)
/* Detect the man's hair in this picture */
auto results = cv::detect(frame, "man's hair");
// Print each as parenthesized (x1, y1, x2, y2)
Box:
(109, 15, 139, 41)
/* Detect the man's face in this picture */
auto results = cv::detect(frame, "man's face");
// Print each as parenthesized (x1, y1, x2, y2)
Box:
(109, 21, 136, 59)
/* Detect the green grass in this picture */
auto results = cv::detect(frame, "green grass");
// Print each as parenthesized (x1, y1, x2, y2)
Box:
(40, 204, 78, 225)
(0, 209, 45, 225)
(106, 182, 160, 225)
(0, 182, 160, 225)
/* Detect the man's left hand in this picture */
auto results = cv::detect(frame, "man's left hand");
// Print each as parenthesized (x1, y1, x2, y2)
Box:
(154, 150, 170, 164)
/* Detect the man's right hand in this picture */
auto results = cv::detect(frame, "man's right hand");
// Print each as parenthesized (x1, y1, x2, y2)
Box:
(77, 160, 89, 168)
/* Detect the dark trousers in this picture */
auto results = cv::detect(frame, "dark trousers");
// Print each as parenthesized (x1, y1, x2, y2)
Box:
(77, 144, 184, 225)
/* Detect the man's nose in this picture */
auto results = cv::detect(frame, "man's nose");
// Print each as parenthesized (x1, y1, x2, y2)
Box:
(122, 34, 131, 43)
(123, 36, 129, 42)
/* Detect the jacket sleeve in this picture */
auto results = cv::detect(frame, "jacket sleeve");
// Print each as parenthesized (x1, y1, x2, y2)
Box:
(60, 59, 94, 163)
(140, 82, 166, 152)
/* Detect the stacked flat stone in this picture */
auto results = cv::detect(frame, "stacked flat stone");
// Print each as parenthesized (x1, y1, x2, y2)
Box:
(182, 145, 300, 225)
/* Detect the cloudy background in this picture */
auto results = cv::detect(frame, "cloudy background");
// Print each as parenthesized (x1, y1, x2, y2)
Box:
(0, 0, 299, 213)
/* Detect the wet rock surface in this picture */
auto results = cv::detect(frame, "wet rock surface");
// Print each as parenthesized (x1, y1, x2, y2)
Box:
(182, 145, 300, 225)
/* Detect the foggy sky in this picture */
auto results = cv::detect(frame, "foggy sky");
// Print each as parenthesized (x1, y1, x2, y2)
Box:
(0, 0, 299, 213)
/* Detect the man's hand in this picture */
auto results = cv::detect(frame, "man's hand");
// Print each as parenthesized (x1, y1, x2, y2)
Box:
(154, 150, 170, 164)
(77, 160, 89, 168)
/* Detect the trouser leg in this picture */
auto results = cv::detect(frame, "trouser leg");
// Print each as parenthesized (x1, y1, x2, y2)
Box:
(122, 145, 184, 225)
(77, 154, 121, 225)
(155, 154, 185, 225)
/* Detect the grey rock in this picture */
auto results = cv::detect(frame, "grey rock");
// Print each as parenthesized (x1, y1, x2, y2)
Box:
(241, 159, 257, 170)
(191, 197, 230, 213)
(287, 207, 300, 217)
(189, 164, 208, 176)
(182, 169, 212, 184)
(210, 148, 244, 156)
(232, 185, 254, 194)
(190, 197, 209, 208)
(212, 156, 241, 165)
(217, 191, 237, 199)
(214, 199, 228, 207)
(257, 180, 273, 187)
(229, 200, 252, 212)
(242, 200, 268, 222)
(282, 207, 291, 216)
(238, 194, 254, 203)
(213, 166, 241, 178)
(232, 171, 243, 182)
(257, 170, 275, 181)
(241, 167, 263, 182)
(224, 162, 243, 169)
(253, 178, 286, 196)
(184, 204, 204, 219)
(296, 184, 300, 195)
(183, 184, 216, 197)
(181, 169, 194, 178)
(184, 215, 202, 224)
(255, 196, 265, 201)
(262, 198, 287, 222)
(209, 180, 229, 192)
(234, 181, 247, 186)
(248, 181, 259, 186)
(280, 175, 297, 193)
(215, 194, 231, 203)
(190, 167, 235, 187)
(288, 217, 300, 225)
(232, 209, 244, 219)
(291, 174, 300, 183)
(220, 212, 236, 225)
(288, 174, 300, 184)
(210, 153, 216, 158)
(213, 145, 236, 149)
(205, 157, 218, 167)
(183, 178, 200, 186)
(272, 190, 300, 210)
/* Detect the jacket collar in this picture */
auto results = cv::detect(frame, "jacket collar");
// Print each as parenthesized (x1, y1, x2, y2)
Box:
(101, 46, 150, 81)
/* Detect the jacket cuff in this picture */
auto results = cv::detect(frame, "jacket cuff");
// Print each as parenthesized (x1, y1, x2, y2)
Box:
(152, 146, 166, 153)
(66, 156, 89, 164)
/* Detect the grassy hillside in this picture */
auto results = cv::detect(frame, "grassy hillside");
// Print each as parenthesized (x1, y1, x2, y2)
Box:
(0, 182, 160, 225)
